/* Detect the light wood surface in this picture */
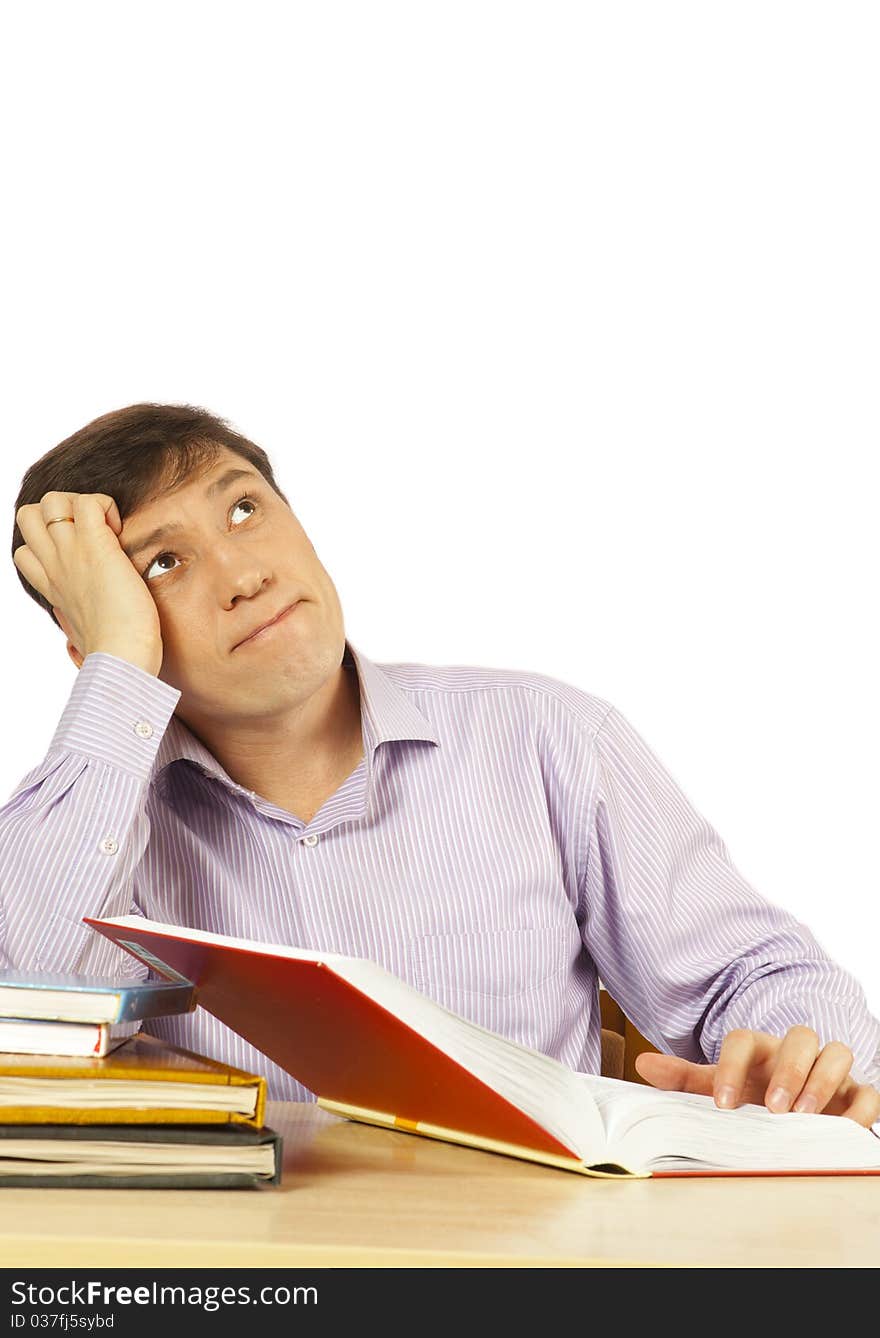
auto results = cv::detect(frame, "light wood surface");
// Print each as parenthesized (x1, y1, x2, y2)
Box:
(0, 1101, 877, 1267)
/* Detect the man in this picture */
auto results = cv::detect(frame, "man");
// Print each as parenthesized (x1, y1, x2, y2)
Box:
(5, 403, 879, 1124)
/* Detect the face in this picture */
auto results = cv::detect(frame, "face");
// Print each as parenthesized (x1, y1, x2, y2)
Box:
(105, 447, 348, 731)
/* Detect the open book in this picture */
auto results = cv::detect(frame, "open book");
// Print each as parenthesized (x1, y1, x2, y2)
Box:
(84, 915, 880, 1179)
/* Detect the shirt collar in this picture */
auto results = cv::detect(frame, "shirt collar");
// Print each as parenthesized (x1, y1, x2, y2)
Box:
(152, 637, 440, 799)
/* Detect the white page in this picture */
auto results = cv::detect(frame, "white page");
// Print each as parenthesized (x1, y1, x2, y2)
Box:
(573, 1071, 880, 1172)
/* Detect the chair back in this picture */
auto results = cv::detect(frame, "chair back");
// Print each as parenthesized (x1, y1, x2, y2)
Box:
(599, 987, 660, 1081)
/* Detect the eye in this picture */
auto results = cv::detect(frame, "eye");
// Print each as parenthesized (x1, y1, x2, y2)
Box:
(142, 496, 259, 580)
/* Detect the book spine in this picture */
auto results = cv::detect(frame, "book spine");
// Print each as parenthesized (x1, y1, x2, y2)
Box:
(0, 1173, 274, 1189)
(0, 1107, 263, 1127)
(114, 985, 196, 1023)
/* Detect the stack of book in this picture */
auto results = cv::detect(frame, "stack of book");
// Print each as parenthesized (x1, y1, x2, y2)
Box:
(0, 969, 282, 1188)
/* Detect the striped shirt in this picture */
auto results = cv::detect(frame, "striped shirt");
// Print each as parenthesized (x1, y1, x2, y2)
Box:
(1, 642, 878, 1100)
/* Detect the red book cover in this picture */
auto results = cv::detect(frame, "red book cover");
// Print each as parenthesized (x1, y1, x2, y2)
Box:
(83, 916, 583, 1165)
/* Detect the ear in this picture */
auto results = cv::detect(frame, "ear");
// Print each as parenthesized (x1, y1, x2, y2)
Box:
(53, 606, 85, 671)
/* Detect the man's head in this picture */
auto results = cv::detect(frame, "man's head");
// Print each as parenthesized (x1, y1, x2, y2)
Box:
(11, 403, 350, 732)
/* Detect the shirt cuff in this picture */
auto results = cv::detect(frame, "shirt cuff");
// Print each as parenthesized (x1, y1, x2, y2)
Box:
(48, 652, 181, 785)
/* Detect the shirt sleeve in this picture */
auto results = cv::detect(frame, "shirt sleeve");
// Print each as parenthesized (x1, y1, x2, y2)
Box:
(0, 652, 182, 978)
(581, 704, 880, 1090)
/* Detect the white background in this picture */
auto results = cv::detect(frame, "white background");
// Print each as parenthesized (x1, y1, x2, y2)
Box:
(1, 3, 878, 1015)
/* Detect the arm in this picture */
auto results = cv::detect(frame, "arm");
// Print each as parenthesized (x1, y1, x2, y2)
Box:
(0, 652, 181, 977)
(581, 704, 880, 1107)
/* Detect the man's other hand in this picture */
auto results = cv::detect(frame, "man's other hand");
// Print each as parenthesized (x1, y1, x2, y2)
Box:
(634, 1026, 880, 1128)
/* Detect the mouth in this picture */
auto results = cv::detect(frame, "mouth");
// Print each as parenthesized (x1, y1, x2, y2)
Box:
(233, 601, 302, 650)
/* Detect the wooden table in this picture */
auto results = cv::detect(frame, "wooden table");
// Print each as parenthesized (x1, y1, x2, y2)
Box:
(0, 1102, 877, 1267)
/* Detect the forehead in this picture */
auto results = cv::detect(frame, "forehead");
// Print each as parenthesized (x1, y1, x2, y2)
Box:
(169, 444, 251, 495)
(122, 450, 262, 559)
(132, 445, 250, 512)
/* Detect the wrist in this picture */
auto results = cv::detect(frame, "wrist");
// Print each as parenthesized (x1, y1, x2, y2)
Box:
(87, 642, 162, 677)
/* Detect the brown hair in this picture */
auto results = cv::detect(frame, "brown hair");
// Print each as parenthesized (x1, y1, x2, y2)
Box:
(11, 403, 291, 630)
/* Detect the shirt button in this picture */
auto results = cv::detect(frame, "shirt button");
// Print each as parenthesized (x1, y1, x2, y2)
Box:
(303, 834, 319, 847)
(100, 836, 119, 855)
(134, 721, 154, 738)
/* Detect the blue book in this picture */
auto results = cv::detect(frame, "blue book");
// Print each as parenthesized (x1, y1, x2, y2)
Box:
(0, 971, 197, 1023)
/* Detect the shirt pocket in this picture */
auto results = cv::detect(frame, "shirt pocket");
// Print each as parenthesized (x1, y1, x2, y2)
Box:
(409, 925, 572, 1002)
(408, 925, 580, 1049)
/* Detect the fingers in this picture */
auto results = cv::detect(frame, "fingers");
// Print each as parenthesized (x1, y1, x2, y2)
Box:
(14, 493, 80, 603)
(12, 540, 49, 601)
(836, 1083, 880, 1129)
(787, 1039, 855, 1114)
(712, 1028, 760, 1108)
(16, 494, 78, 577)
(754, 1025, 822, 1112)
(14, 492, 123, 598)
(69, 493, 123, 534)
(14, 495, 123, 612)
(762, 1029, 873, 1123)
(634, 1051, 715, 1095)
(16, 492, 122, 550)
(637, 1028, 877, 1126)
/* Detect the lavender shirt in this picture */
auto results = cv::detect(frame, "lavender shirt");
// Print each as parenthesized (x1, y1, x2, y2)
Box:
(1, 642, 878, 1101)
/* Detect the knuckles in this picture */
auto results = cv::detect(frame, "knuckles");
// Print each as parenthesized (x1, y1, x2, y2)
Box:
(17, 493, 114, 529)
(721, 1029, 753, 1047)
(788, 1026, 820, 1047)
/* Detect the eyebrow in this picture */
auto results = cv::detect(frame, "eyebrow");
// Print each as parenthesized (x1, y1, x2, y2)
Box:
(123, 468, 262, 561)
